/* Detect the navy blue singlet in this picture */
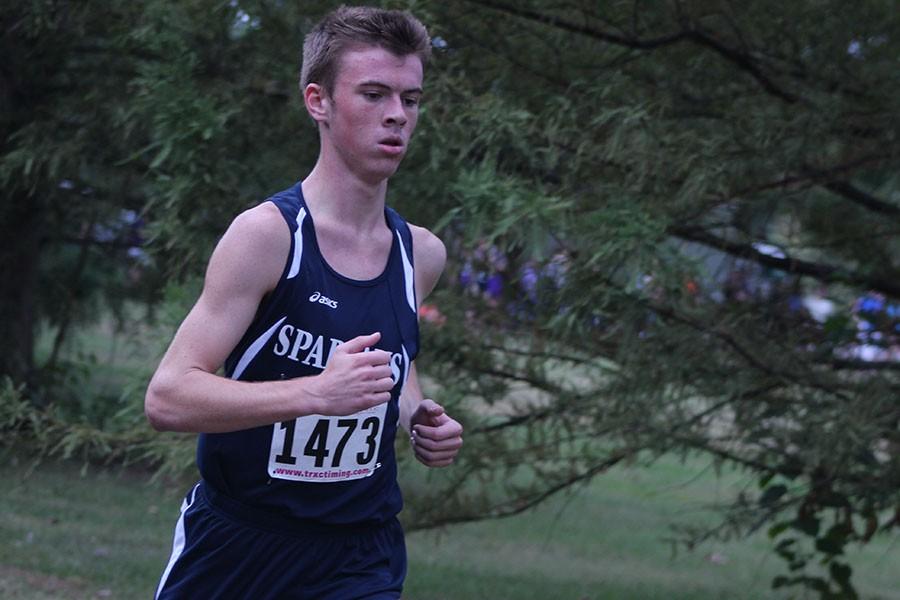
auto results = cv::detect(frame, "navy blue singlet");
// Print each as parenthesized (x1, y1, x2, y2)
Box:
(197, 182, 419, 526)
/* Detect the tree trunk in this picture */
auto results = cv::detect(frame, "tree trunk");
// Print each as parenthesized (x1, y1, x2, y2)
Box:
(0, 194, 42, 384)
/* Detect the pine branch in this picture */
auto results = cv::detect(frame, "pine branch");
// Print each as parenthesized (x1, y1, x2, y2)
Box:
(55, 236, 143, 250)
(827, 359, 900, 372)
(481, 342, 592, 365)
(670, 225, 900, 298)
(459, 0, 799, 103)
(408, 450, 631, 530)
(440, 11, 571, 89)
(461, 0, 687, 48)
(824, 181, 900, 219)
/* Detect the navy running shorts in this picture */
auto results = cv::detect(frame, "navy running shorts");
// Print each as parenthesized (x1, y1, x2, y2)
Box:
(155, 482, 406, 599)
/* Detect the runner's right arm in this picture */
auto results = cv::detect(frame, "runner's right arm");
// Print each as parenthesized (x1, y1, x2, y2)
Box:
(145, 202, 394, 434)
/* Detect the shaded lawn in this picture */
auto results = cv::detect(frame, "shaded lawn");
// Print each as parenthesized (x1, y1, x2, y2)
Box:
(2, 451, 899, 599)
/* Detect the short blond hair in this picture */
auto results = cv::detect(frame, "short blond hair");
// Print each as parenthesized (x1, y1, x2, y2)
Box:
(301, 6, 431, 94)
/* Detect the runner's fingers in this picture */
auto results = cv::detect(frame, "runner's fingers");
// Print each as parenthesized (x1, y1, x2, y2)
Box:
(426, 412, 450, 427)
(366, 365, 393, 380)
(411, 432, 462, 452)
(357, 350, 392, 366)
(415, 447, 458, 461)
(420, 399, 444, 417)
(413, 422, 463, 441)
(370, 376, 395, 393)
(339, 332, 381, 354)
(415, 453, 455, 467)
(365, 391, 391, 405)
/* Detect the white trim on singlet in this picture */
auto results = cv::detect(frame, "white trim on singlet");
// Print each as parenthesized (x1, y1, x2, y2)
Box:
(401, 344, 411, 392)
(397, 344, 411, 427)
(287, 207, 307, 280)
(155, 483, 200, 599)
(396, 230, 415, 313)
(230, 316, 287, 380)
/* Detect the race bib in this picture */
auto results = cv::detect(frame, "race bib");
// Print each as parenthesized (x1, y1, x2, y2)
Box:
(267, 403, 386, 483)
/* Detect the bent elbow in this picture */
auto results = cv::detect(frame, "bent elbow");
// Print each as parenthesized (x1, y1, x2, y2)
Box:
(144, 378, 180, 432)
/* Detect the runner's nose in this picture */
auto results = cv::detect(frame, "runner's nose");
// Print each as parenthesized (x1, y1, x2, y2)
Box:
(384, 95, 407, 127)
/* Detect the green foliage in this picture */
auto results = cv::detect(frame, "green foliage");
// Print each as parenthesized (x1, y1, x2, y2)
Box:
(397, 1, 900, 596)
(1, 374, 195, 480)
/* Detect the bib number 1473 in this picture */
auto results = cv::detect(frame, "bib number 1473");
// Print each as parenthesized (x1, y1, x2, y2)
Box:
(267, 404, 386, 483)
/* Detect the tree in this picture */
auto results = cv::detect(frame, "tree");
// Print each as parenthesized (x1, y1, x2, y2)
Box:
(394, 0, 899, 595)
(0, 0, 319, 388)
(2, 1, 166, 386)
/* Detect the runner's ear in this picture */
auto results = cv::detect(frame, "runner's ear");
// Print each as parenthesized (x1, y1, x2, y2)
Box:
(304, 82, 330, 124)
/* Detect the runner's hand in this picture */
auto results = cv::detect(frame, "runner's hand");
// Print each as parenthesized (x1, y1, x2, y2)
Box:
(410, 399, 463, 467)
(310, 332, 394, 416)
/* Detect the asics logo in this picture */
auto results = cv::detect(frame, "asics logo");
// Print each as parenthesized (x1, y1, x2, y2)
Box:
(309, 291, 338, 309)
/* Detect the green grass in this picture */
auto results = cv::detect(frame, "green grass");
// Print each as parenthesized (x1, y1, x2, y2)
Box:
(404, 456, 900, 600)
(0, 455, 183, 599)
(2, 453, 898, 599)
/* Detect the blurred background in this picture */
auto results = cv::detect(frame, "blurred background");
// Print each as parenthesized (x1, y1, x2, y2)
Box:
(2, 1, 899, 597)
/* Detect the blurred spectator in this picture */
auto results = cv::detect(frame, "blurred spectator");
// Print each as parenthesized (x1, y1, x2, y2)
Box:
(459, 240, 508, 306)
(847, 291, 899, 362)
(418, 303, 446, 327)
(802, 286, 835, 323)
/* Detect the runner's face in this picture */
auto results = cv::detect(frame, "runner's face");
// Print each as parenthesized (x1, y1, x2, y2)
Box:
(324, 45, 423, 184)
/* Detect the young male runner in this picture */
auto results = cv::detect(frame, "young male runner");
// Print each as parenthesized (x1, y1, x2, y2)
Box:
(146, 7, 463, 598)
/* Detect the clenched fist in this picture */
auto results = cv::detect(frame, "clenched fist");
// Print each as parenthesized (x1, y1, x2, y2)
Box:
(409, 399, 463, 467)
(309, 332, 395, 416)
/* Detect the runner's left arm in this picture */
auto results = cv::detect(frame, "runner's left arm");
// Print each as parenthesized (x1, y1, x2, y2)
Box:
(399, 225, 463, 467)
